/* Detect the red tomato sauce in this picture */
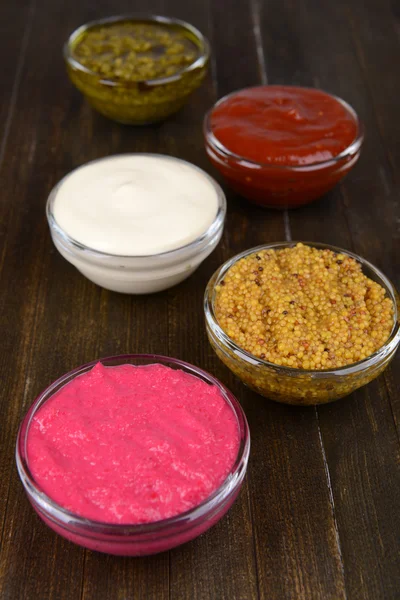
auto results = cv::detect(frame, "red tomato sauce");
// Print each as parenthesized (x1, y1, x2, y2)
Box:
(205, 86, 362, 209)
(210, 86, 358, 166)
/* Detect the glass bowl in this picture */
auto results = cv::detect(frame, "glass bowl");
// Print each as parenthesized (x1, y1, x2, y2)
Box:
(204, 242, 400, 405)
(64, 15, 210, 124)
(203, 88, 364, 209)
(16, 354, 250, 556)
(46, 154, 226, 294)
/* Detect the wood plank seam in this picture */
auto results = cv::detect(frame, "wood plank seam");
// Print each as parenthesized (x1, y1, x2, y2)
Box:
(315, 408, 349, 600)
(207, 6, 218, 98)
(283, 211, 292, 242)
(250, 2, 350, 594)
(250, 0, 268, 85)
(211, 3, 265, 597)
(0, 0, 36, 172)
(79, 551, 87, 600)
(346, 4, 400, 184)
(382, 375, 400, 446)
(336, 187, 357, 254)
(312, 34, 389, 599)
(177, 2, 263, 596)
(342, 5, 400, 449)
(245, 473, 262, 600)
(0, 232, 48, 549)
(0, 0, 37, 280)
(311, 55, 398, 595)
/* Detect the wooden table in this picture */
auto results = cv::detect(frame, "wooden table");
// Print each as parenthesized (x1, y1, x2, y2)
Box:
(1, 0, 399, 598)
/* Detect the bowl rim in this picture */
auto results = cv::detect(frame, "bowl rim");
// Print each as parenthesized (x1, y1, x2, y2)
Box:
(46, 153, 226, 260)
(16, 354, 250, 536)
(203, 85, 364, 171)
(64, 14, 210, 87)
(204, 241, 400, 376)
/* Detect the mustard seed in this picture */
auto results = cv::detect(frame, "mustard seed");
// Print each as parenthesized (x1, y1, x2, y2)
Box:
(214, 243, 394, 370)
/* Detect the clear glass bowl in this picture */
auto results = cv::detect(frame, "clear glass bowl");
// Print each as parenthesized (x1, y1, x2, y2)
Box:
(46, 154, 226, 294)
(64, 15, 210, 124)
(204, 242, 400, 405)
(16, 354, 250, 556)
(203, 87, 364, 209)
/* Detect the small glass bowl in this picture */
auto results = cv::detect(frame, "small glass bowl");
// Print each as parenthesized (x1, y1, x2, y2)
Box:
(204, 242, 400, 405)
(46, 154, 226, 294)
(16, 354, 250, 556)
(64, 15, 210, 125)
(203, 88, 364, 209)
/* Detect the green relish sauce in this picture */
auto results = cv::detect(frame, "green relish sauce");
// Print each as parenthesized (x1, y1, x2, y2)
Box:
(72, 21, 200, 81)
(65, 17, 209, 124)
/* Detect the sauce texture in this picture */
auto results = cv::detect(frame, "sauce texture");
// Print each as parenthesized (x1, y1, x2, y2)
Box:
(210, 86, 358, 166)
(72, 21, 199, 82)
(214, 243, 394, 369)
(53, 155, 219, 256)
(27, 363, 239, 524)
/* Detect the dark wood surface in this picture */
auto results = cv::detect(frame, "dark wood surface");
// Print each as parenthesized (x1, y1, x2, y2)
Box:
(1, 0, 399, 598)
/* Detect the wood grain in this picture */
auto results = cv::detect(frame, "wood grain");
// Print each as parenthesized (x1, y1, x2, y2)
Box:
(0, 0, 399, 599)
(258, 0, 400, 598)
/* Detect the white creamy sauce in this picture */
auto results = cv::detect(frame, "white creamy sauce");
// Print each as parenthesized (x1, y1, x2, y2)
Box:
(53, 155, 219, 256)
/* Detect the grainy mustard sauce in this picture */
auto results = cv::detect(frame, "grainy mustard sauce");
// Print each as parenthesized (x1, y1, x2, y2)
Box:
(215, 243, 394, 369)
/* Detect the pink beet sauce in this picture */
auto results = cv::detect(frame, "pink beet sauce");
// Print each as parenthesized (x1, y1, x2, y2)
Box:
(27, 363, 240, 525)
